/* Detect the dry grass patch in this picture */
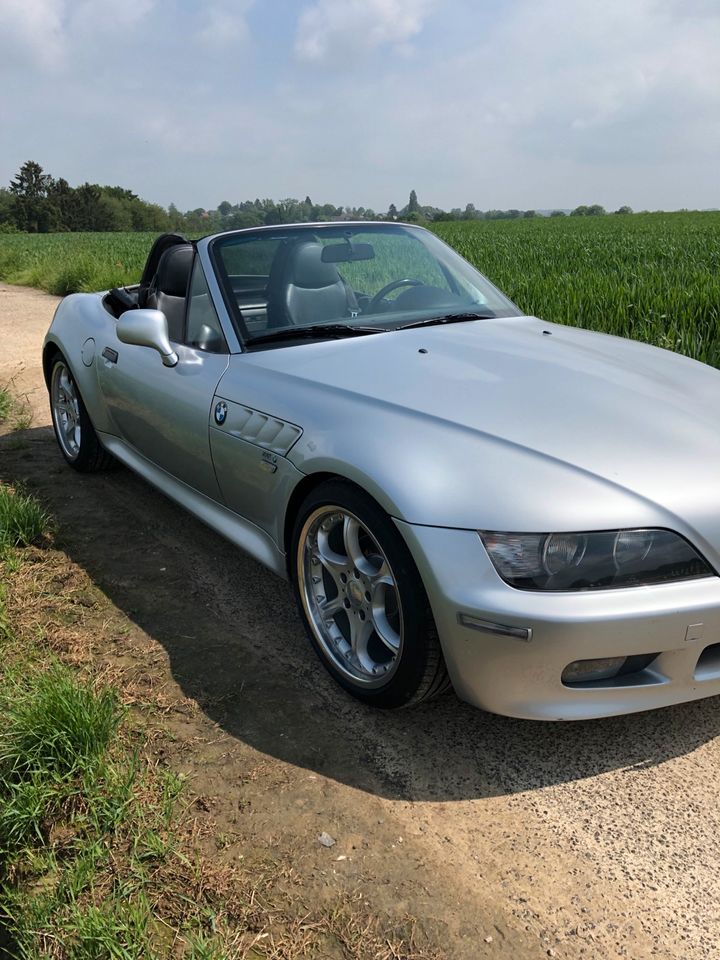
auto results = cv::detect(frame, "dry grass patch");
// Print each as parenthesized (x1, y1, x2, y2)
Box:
(0, 486, 445, 960)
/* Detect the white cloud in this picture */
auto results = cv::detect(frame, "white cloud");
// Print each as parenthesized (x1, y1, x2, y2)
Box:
(1, 0, 719, 212)
(199, 1, 255, 48)
(0, 0, 157, 69)
(294, 0, 434, 62)
(0, 0, 65, 68)
(68, 0, 155, 34)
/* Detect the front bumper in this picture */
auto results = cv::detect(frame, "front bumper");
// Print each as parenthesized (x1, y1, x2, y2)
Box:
(396, 519, 720, 720)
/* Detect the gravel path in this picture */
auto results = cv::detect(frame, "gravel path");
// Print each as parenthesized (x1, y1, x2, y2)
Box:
(1, 280, 718, 960)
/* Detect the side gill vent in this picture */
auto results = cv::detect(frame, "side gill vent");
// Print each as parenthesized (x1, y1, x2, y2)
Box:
(229, 405, 302, 455)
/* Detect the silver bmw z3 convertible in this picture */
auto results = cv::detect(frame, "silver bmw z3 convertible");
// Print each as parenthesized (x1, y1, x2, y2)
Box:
(43, 221, 720, 720)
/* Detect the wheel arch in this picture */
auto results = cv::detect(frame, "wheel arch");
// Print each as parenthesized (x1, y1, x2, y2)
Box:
(283, 471, 392, 578)
(42, 340, 63, 389)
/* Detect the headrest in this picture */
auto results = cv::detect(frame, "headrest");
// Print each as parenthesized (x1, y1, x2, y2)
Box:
(140, 233, 188, 287)
(287, 242, 342, 289)
(156, 244, 194, 297)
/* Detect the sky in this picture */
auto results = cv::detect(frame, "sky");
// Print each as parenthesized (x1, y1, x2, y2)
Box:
(0, 0, 719, 213)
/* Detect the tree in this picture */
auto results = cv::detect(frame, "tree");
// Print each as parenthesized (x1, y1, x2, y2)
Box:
(408, 189, 419, 214)
(549, 210, 566, 217)
(523, 209, 537, 218)
(0, 188, 15, 227)
(167, 203, 184, 229)
(571, 204, 606, 217)
(387, 203, 398, 220)
(614, 205, 633, 215)
(47, 177, 75, 230)
(9, 160, 55, 232)
(218, 200, 232, 217)
(10, 161, 53, 200)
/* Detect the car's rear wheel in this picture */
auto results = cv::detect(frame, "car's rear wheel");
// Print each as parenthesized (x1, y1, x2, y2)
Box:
(291, 480, 450, 708)
(49, 355, 115, 473)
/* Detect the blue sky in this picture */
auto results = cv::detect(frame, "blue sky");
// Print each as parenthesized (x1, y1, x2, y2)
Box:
(1, 0, 718, 212)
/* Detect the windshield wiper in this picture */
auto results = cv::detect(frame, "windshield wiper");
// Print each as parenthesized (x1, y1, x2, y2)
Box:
(247, 324, 387, 347)
(396, 311, 495, 330)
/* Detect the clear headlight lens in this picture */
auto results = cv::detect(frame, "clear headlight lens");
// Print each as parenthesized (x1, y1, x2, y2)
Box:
(480, 529, 712, 591)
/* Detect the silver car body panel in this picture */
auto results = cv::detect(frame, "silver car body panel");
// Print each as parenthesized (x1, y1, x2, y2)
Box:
(97, 340, 229, 501)
(97, 431, 288, 577)
(41, 225, 720, 719)
(397, 519, 720, 720)
(209, 420, 304, 548)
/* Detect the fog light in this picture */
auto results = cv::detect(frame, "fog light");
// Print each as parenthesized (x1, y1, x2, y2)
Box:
(562, 656, 627, 684)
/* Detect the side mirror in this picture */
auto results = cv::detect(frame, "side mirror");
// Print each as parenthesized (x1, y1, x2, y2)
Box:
(116, 309, 178, 367)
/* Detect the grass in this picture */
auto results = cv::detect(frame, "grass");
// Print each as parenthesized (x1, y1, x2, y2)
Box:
(0, 383, 33, 434)
(1, 212, 720, 364)
(0, 667, 121, 851)
(434, 212, 720, 366)
(0, 386, 12, 422)
(0, 484, 443, 959)
(0, 233, 155, 295)
(0, 484, 51, 552)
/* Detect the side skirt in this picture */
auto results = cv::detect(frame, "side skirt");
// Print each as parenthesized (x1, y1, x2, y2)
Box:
(98, 432, 288, 579)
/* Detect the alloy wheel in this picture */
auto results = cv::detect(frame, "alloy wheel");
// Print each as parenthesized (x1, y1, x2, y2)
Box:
(298, 506, 404, 687)
(51, 361, 82, 460)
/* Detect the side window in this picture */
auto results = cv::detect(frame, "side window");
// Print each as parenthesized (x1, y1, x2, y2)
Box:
(185, 259, 228, 353)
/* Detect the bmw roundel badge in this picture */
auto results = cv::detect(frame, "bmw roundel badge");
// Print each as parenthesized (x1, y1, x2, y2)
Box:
(214, 401, 228, 425)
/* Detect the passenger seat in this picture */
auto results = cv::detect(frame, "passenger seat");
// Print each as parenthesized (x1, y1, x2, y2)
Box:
(145, 244, 195, 342)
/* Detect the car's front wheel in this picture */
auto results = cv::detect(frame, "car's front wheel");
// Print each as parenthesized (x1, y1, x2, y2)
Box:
(49, 354, 115, 473)
(291, 480, 450, 708)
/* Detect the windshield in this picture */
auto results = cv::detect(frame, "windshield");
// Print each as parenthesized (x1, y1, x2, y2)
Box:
(210, 223, 521, 346)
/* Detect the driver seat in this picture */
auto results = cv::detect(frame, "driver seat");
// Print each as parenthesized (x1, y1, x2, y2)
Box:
(266, 241, 354, 328)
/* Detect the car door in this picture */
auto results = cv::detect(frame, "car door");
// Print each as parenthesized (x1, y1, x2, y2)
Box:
(97, 256, 229, 501)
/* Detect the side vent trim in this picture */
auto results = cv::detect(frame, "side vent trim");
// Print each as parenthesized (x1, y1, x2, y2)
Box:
(212, 398, 302, 455)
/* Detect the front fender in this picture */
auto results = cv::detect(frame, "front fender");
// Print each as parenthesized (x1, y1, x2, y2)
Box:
(215, 356, 672, 533)
(289, 418, 672, 533)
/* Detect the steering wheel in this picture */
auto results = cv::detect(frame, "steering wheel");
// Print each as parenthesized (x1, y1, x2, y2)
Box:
(368, 278, 424, 312)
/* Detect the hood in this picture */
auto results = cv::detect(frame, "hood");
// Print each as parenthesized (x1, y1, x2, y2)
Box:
(232, 317, 720, 555)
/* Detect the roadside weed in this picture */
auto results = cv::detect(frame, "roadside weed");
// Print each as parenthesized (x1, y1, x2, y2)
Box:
(0, 667, 122, 852)
(0, 385, 12, 422)
(0, 381, 33, 432)
(0, 667, 120, 781)
(0, 484, 52, 551)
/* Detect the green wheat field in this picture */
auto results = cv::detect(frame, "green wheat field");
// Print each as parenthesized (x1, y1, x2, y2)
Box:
(1, 211, 719, 364)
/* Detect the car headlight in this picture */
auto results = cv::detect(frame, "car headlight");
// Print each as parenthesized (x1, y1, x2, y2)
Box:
(479, 529, 712, 591)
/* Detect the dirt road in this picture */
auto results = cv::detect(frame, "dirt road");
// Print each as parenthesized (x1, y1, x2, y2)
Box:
(2, 281, 719, 959)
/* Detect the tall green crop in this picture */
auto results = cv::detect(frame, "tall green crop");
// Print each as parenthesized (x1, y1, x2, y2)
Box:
(1, 211, 719, 364)
(433, 212, 720, 366)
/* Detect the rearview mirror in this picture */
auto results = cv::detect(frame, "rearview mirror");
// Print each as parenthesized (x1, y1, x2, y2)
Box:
(321, 242, 375, 264)
(116, 309, 178, 367)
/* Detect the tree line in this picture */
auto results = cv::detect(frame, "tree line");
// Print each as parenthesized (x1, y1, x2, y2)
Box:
(0, 161, 634, 234)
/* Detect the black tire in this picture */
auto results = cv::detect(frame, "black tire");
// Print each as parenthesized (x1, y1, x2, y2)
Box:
(291, 479, 450, 708)
(48, 353, 116, 473)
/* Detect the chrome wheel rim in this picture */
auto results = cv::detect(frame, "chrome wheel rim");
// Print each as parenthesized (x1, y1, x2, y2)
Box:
(51, 362, 81, 460)
(298, 506, 403, 688)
